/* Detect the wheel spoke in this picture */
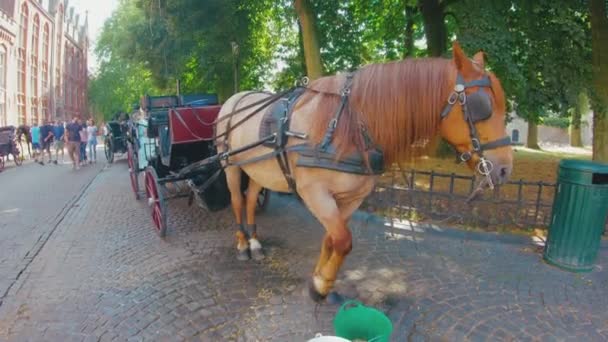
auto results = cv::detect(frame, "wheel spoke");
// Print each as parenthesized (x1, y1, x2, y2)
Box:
(144, 167, 166, 236)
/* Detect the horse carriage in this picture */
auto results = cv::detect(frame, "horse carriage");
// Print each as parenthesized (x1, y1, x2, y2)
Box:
(104, 120, 131, 163)
(121, 44, 515, 302)
(128, 93, 270, 237)
(0, 126, 23, 171)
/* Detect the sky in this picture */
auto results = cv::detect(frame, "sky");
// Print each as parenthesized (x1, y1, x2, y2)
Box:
(69, 0, 119, 72)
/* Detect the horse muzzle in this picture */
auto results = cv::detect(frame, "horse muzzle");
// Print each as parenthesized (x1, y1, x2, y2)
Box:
(482, 154, 513, 186)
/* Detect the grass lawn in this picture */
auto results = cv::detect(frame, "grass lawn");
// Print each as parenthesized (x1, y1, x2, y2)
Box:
(375, 146, 593, 235)
(398, 146, 591, 181)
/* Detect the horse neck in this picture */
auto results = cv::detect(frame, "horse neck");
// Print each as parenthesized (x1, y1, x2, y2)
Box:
(352, 58, 454, 164)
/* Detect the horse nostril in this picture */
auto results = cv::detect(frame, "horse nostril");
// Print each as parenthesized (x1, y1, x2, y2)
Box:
(500, 167, 508, 178)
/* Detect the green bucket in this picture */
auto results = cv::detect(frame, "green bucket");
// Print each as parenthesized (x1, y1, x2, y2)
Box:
(333, 300, 393, 342)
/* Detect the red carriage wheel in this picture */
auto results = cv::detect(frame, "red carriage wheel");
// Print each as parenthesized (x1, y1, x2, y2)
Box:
(127, 143, 140, 200)
(144, 166, 168, 237)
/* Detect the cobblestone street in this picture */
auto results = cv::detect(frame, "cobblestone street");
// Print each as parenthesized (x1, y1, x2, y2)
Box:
(0, 157, 607, 341)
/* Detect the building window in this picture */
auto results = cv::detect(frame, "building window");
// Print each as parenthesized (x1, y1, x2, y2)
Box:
(55, 5, 63, 98)
(17, 2, 28, 125)
(42, 99, 48, 121)
(0, 46, 6, 126)
(64, 46, 70, 109)
(512, 129, 520, 143)
(42, 23, 49, 92)
(31, 14, 40, 124)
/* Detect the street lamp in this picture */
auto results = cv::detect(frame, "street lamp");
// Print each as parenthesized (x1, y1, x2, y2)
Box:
(231, 41, 239, 94)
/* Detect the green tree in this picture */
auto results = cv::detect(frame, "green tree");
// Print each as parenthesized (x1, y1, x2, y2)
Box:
(271, 0, 426, 88)
(570, 92, 588, 147)
(419, 0, 451, 56)
(97, 0, 276, 102)
(295, 0, 323, 79)
(590, 0, 608, 162)
(455, 0, 591, 150)
(88, 1, 165, 121)
(88, 60, 161, 122)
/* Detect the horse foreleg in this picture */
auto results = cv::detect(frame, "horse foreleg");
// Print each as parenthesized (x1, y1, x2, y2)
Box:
(313, 226, 352, 301)
(299, 187, 352, 302)
(245, 178, 264, 260)
(314, 234, 333, 276)
(225, 167, 249, 260)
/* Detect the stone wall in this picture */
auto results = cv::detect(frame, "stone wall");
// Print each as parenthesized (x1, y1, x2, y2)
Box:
(507, 112, 593, 146)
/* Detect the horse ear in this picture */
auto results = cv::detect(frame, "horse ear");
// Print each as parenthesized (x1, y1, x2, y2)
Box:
(473, 50, 486, 70)
(452, 41, 474, 74)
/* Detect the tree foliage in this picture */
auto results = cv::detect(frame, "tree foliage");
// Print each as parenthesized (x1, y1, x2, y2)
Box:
(89, 0, 601, 153)
(89, 1, 165, 121)
(88, 59, 161, 122)
(455, 0, 591, 122)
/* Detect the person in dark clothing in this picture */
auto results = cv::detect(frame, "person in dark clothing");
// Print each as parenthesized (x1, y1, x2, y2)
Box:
(53, 121, 65, 164)
(39, 121, 55, 165)
(79, 121, 88, 163)
(65, 117, 83, 170)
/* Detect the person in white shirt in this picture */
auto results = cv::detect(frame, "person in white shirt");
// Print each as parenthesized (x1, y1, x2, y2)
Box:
(86, 120, 98, 163)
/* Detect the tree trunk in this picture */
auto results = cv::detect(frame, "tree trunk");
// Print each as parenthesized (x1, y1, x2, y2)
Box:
(590, 0, 608, 162)
(216, 78, 234, 104)
(297, 21, 307, 75)
(527, 121, 541, 149)
(419, 0, 447, 57)
(592, 115, 608, 161)
(419, 0, 447, 156)
(570, 123, 583, 147)
(294, 0, 323, 80)
(404, 4, 417, 58)
(570, 92, 587, 147)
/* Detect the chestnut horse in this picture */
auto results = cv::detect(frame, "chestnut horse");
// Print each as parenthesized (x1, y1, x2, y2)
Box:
(215, 42, 513, 302)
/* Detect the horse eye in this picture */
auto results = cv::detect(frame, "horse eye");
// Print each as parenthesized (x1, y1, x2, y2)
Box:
(467, 90, 492, 122)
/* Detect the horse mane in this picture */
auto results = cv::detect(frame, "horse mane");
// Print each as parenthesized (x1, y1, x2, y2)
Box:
(302, 58, 455, 166)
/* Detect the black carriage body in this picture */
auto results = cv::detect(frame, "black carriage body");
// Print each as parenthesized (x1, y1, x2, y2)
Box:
(105, 121, 129, 154)
(0, 127, 15, 154)
(0, 126, 22, 169)
(144, 100, 230, 212)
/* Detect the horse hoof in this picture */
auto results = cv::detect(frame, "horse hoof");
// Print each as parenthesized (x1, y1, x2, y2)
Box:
(308, 280, 327, 303)
(250, 248, 265, 261)
(237, 249, 250, 261)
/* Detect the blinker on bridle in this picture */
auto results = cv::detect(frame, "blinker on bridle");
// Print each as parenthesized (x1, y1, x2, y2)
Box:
(440, 74, 511, 189)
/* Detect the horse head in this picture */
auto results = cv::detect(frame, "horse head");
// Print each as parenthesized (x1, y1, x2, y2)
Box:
(439, 42, 513, 187)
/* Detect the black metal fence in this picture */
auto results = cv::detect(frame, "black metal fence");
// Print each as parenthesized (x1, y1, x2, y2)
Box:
(364, 168, 557, 229)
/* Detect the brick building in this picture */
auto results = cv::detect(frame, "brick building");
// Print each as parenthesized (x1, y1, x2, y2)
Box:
(0, 0, 88, 127)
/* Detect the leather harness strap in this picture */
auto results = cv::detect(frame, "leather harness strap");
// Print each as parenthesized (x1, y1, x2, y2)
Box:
(440, 73, 512, 188)
(319, 73, 355, 151)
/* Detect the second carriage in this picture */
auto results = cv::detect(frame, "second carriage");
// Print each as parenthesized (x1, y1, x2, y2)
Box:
(104, 119, 130, 163)
(0, 126, 23, 171)
(128, 94, 270, 237)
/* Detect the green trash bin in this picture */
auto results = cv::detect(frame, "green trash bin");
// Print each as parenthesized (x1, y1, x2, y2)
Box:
(544, 159, 608, 272)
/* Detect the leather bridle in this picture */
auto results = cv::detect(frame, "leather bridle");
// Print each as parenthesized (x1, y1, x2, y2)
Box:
(440, 74, 511, 188)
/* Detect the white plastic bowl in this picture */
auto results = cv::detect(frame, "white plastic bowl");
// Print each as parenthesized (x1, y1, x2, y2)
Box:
(306, 333, 351, 342)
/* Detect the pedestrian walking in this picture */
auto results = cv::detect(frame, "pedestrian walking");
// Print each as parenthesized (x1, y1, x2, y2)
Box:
(53, 121, 65, 164)
(30, 123, 41, 164)
(79, 120, 88, 164)
(86, 120, 98, 163)
(65, 117, 82, 170)
(40, 120, 55, 165)
(16, 125, 32, 160)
